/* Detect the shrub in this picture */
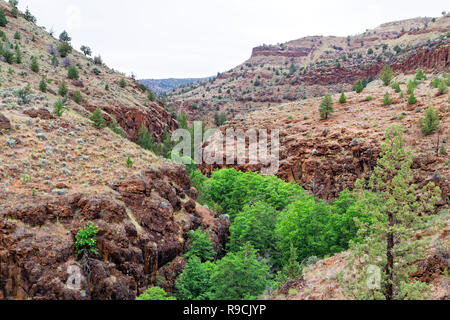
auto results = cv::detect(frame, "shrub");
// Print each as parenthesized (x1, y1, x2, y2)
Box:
(53, 100, 66, 116)
(15, 46, 22, 63)
(58, 81, 68, 97)
(418, 107, 440, 135)
(407, 79, 418, 94)
(30, 57, 39, 73)
(126, 157, 133, 168)
(119, 78, 126, 88)
(354, 80, 364, 93)
(89, 109, 106, 129)
(319, 94, 334, 119)
(380, 65, 393, 86)
(364, 96, 373, 101)
(148, 90, 155, 102)
(339, 91, 347, 104)
(136, 287, 175, 301)
(17, 84, 31, 105)
(109, 116, 126, 137)
(57, 42, 72, 57)
(437, 81, 448, 95)
(0, 10, 8, 27)
(408, 91, 417, 105)
(11, 7, 18, 18)
(391, 81, 401, 93)
(73, 90, 82, 104)
(39, 76, 47, 93)
(14, 30, 20, 40)
(67, 66, 79, 80)
(2, 49, 14, 64)
(74, 222, 98, 256)
(431, 77, 441, 88)
(383, 92, 393, 106)
(415, 69, 427, 81)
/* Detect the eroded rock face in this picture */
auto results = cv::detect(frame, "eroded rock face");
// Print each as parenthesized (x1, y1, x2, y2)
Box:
(0, 113, 11, 132)
(0, 164, 229, 300)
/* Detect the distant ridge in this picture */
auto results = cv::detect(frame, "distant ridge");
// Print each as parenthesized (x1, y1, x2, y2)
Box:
(139, 77, 213, 94)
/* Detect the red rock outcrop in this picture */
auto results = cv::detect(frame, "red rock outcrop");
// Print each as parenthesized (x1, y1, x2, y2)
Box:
(0, 164, 230, 300)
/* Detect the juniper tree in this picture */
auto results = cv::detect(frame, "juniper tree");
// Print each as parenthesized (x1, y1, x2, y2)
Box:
(354, 80, 364, 93)
(39, 76, 47, 92)
(0, 10, 8, 27)
(319, 94, 334, 119)
(80, 45, 92, 56)
(343, 125, 441, 300)
(58, 81, 68, 97)
(382, 92, 392, 106)
(380, 65, 394, 86)
(408, 91, 417, 105)
(339, 91, 347, 104)
(418, 107, 440, 135)
(89, 109, 106, 129)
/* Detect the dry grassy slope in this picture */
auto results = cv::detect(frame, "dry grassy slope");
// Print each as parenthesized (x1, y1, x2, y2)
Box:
(168, 14, 450, 124)
(0, 1, 176, 141)
(0, 1, 229, 300)
(201, 74, 449, 203)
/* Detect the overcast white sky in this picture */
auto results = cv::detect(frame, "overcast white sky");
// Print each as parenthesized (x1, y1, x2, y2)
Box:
(18, 0, 448, 79)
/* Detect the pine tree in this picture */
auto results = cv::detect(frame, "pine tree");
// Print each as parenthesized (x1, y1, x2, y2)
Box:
(319, 94, 334, 119)
(89, 109, 106, 129)
(30, 57, 39, 73)
(137, 124, 156, 151)
(343, 125, 441, 300)
(354, 80, 364, 93)
(58, 81, 68, 97)
(418, 107, 440, 135)
(339, 91, 347, 104)
(0, 10, 8, 27)
(73, 90, 82, 104)
(53, 100, 66, 117)
(415, 69, 427, 81)
(59, 30, 71, 43)
(185, 228, 215, 262)
(382, 92, 392, 106)
(39, 76, 47, 93)
(408, 91, 417, 105)
(380, 65, 393, 86)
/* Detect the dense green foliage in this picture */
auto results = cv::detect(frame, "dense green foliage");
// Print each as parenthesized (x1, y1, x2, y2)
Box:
(382, 92, 393, 106)
(380, 65, 393, 86)
(185, 228, 215, 262)
(339, 91, 347, 104)
(136, 287, 176, 300)
(74, 222, 98, 256)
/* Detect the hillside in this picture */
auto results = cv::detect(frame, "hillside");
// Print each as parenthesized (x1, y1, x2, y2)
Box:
(167, 15, 450, 125)
(0, 0, 228, 300)
(139, 77, 213, 95)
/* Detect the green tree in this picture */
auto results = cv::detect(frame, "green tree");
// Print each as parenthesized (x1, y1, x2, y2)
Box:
(276, 242, 303, 285)
(80, 45, 92, 56)
(185, 228, 215, 262)
(39, 76, 47, 93)
(354, 80, 364, 93)
(73, 90, 82, 104)
(58, 81, 68, 97)
(89, 109, 106, 129)
(119, 78, 126, 88)
(59, 30, 71, 43)
(437, 80, 448, 95)
(176, 256, 213, 300)
(344, 126, 441, 300)
(23, 7, 36, 23)
(406, 79, 418, 94)
(67, 66, 79, 80)
(58, 42, 72, 58)
(137, 124, 156, 152)
(391, 82, 401, 93)
(177, 112, 188, 129)
(30, 57, 39, 73)
(229, 201, 277, 257)
(408, 91, 417, 105)
(210, 244, 270, 300)
(126, 157, 133, 169)
(14, 30, 20, 40)
(0, 10, 8, 27)
(382, 92, 392, 106)
(418, 107, 440, 135)
(136, 287, 176, 300)
(319, 94, 334, 119)
(148, 90, 155, 102)
(53, 100, 66, 116)
(415, 69, 427, 81)
(339, 91, 347, 104)
(380, 65, 393, 86)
